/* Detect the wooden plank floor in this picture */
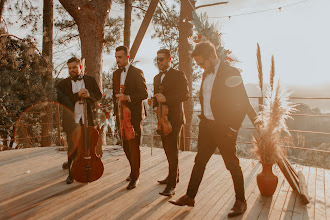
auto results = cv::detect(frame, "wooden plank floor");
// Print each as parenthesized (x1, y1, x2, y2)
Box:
(0, 146, 328, 220)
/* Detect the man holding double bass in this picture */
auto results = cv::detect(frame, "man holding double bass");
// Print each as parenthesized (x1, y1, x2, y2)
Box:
(150, 49, 189, 196)
(56, 57, 102, 184)
(112, 46, 148, 190)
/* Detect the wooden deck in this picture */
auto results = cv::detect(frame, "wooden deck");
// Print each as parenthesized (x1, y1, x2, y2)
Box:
(0, 146, 328, 220)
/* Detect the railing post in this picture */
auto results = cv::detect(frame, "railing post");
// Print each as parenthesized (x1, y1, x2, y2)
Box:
(258, 97, 263, 111)
(56, 103, 61, 146)
(150, 102, 153, 155)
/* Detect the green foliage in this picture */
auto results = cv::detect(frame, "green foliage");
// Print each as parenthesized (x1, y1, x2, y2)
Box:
(54, 4, 123, 53)
(151, 1, 180, 68)
(3, 0, 41, 32)
(190, 12, 236, 63)
(0, 29, 49, 148)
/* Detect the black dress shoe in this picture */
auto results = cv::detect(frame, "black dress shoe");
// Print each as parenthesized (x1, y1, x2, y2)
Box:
(228, 199, 247, 217)
(157, 177, 179, 185)
(159, 187, 175, 196)
(169, 195, 195, 207)
(126, 175, 132, 182)
(127, 179, 139, 190)
(66, 175, 74, 184)
(157, 178, 168, 184)
(62, 162, 69, 169)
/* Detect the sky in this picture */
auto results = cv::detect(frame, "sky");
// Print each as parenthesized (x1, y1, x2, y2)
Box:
(4, 0, 330, 86)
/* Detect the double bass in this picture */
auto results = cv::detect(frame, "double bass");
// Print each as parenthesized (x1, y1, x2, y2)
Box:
(70, 60, 104, 183)
(117, 85, 135, 141)
(155, 86, 172, 136)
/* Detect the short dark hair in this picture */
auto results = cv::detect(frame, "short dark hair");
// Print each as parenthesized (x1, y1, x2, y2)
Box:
(116, 45, 129, 56)
(67, 57, 80, 65)
(191, 42, 217, 59)
(157, 49, 171, 58)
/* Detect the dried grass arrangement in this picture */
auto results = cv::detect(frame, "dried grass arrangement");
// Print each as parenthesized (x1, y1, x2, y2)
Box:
(252, 45, 296, 164)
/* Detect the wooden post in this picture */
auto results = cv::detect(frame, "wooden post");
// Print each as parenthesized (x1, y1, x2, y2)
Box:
(124, 0, 132, 47)
(258, 97, 263, 111)
(130, 0, 160, 61)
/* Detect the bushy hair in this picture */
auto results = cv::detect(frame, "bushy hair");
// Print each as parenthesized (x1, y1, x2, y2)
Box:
(157, 49, 171, 58)
(191, 42, 217, 59)
(116, 45, 130, 56)
(67, 57, 80, 65)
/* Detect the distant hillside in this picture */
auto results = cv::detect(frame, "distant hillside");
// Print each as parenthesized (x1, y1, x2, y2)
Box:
(245, 83, 330, 113)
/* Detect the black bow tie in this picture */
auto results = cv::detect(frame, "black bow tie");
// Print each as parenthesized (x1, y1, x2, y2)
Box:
(71, 75, 83, 82)
(160, 70, 167, 75)
(119, 67, 126, 73)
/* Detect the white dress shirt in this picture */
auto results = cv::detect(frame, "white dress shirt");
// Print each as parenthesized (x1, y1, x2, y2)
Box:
(71, 78, 86, 124)
(120, 63, 130, 86)
(119, 63, 131, 102)
(203, 60, 221, 120)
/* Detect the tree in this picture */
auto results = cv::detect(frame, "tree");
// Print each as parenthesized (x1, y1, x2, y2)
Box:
(40, 0, 53, 147)
(178, 0, 195, 151)
(58, 0, 112, 88)
(124, 0, 132, 47)
(0, 0, 6, 23)
(1, 0, 41, 32)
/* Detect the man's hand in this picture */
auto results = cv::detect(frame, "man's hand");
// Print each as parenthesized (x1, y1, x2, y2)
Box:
(78, 88, 89, 98)
(155, 93, 166, 103)
(116, 93, 130, 101)
(147, 98, 153, 106)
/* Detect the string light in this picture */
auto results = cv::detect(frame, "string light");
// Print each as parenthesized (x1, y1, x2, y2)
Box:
(209, 0, 309, 19)
(2, 2, 122, 17)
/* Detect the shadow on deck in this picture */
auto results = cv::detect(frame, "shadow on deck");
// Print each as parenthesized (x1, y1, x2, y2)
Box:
(0, 146, 328, 220)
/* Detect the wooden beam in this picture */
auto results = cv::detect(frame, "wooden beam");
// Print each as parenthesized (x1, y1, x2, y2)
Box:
(129, 0, 160, 61)
(195, 1, 228, 9)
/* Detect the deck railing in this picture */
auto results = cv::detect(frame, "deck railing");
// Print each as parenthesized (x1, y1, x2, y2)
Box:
(141, 96, 330, 167)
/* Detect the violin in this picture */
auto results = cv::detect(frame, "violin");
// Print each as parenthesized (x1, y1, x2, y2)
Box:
(156, 86, 172, 136)
(71, 99, 104, 183)
(118, 85, 135, 141)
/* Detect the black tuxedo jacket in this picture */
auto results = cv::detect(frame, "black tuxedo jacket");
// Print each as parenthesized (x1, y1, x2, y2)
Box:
(56, 75, 102, 133)
(199, 61, 250, 131)
(153, 68, 189, 128)
(113, 65, 148, 123)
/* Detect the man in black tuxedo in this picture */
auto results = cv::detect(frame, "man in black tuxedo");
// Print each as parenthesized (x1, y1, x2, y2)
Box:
(151, 49, 189, 196)
(170, 42, 256, 217)
(56, 57, 102, 184)
(112, 46, 148, 190)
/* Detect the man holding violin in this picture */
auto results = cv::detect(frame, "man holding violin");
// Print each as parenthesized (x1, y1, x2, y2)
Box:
(112, 46, 148, 190)
(56, 57, 102, 184)
(150, 49, 189, 196)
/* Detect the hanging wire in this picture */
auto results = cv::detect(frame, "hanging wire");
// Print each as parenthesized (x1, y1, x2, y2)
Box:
(209, 0, 310, 19)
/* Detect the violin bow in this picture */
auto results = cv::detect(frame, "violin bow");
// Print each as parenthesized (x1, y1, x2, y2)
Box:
(117, 87, 124, 148)
(81, 58, 88, 126)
